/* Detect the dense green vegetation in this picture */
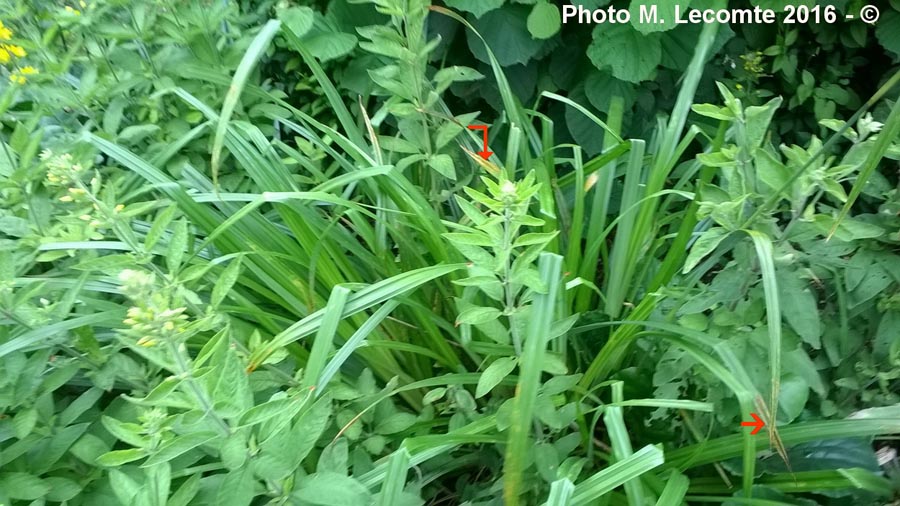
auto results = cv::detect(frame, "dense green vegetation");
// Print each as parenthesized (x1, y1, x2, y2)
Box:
(0, 0, 899, 505)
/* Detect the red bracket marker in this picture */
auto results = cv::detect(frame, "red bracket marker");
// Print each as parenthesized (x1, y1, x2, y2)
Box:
(741, 412, 765, 435)
(467, 125, 494, 160)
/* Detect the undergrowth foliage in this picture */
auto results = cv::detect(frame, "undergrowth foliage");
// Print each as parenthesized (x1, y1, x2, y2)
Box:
(0, 1, 899, 505)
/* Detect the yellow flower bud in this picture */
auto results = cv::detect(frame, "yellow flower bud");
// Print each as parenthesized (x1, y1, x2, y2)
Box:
(6, 45, 25, 58)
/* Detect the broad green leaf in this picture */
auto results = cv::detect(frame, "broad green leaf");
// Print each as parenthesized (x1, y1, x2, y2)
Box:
(427, 154, 457, 180)
(278, 6, 315, 38)
(587, 24, 661, 83)
(629, 0, 689, 33)
(445, 0, 505, 18)
(468, 6, 545, 66)
(45, 477, 82, 502)
(444, 232, 494, 247)
(317, 438, 349, 475)
(683, 227, 730, 273)
(476, 357, 518, 398)
(168, 474, 202, 506)
(778, 374, 809, 422)
(876, 10, 900, 58)
(238, 396, 304, 428)
(305, 32, 358, 62)
(166, 218, 189, 272)
(102, 416, 149, 448)
(287, 394, 332, 468)
(143, 432, 218, 467)
(211, 257, 242, 307)
(527, 2, 562, 39)
(0, 472, 50, 500)
(109, 469, 143, 505)
(692, 103, 734, 121)
(13, 407, 38, 439)
(456, 306, 502, 325)
(216, 466, 255, 506)
(294, 472, 372, 506)
(375, 413, 417, 435)
(777, 271, 821, 349)
(96, 448, 148, 467)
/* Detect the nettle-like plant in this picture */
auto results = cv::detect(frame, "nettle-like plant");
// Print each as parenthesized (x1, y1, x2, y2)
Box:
(678, 78, 900, 443)
(444, 171, 558, 362)
(333, 0, 484, 191)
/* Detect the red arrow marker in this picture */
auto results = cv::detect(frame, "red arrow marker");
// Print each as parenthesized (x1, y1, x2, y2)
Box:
(467, 125, 494, 160)
(741, 412, 765, 435)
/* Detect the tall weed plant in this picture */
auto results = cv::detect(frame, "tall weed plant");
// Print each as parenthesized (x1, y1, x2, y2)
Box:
(0, 1, 899, 505)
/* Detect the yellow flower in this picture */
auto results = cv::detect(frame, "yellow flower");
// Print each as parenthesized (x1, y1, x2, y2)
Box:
(64, 6, 82, 15)
(9, 66, 37, 85)
(5, 45, 25, 58)
(0, 22, 11, 42)
(0, 48, 9, 64)
(137, 336, 158, 347)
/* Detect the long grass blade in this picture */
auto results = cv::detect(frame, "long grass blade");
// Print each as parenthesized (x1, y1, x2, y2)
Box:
(503, 253, 563, 505)
(376, 448, 411, 506)
(571, 445, 665, 505)
(210, 19, 281, 189)
(655, 470, 689, 506)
